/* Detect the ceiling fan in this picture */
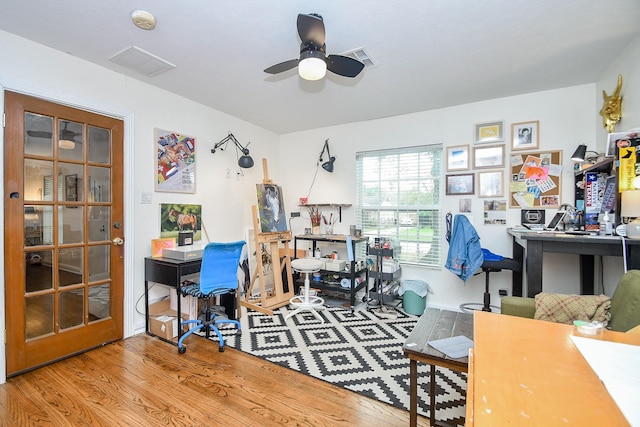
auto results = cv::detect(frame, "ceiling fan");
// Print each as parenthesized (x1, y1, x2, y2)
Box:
(264, 13, 365, 81)
(27, 121, 82, 149)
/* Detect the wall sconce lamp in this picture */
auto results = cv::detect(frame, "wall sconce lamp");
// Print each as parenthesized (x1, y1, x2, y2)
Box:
(319, 139, 335, 173)
(211, 132, 254, 168)
(570, 144, 600, 162)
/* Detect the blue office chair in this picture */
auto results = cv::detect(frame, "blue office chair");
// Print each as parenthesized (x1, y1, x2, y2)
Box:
(177, 241, 245, 353)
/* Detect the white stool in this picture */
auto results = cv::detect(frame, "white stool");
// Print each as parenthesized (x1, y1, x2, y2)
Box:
(285, 258, 325, 323)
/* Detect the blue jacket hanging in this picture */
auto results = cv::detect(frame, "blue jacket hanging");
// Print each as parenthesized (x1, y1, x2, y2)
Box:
(445, 214, 484, 282)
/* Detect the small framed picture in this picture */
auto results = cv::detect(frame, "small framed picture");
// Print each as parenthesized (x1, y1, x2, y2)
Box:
(446, 145, 470, 171)
(475, 121, 504, 144)
(606, 131, 631, 157)
(473, 145, 505, 169)
(478, 170, 504, 197)
(446, 173, 475, 195)
(511, 121, 539, 151)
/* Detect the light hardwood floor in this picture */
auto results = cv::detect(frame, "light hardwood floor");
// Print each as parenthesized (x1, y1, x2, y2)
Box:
(0, 334, 430, 426)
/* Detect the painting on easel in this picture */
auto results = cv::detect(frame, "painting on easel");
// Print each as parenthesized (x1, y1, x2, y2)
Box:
(256, 184, 288, 232)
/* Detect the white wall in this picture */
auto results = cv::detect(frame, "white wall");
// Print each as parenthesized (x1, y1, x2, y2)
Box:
(596, 31, 640, 292)
(279, 84, 615, 310)
(1, 28, 639, 384)
(0, 30, 279, 383)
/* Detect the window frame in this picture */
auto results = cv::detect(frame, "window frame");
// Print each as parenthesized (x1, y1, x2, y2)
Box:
(355, 144, 442, 268)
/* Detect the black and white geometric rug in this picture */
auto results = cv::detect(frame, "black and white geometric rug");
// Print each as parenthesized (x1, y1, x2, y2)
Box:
(212, 305, 466, 426)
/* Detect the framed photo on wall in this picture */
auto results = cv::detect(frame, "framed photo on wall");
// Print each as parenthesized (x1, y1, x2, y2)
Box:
(446, 173, 475, 195)
(473, 145, 505, 169)
(446, 145, 470, 171)
(478, 170, 504, 197)
(475, 121, 504, 144)
(511, 121, 539, 151)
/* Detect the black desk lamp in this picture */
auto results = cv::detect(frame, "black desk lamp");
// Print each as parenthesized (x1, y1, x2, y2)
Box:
(211, 132, 254, 168)
(319, 139, 335, 173)
(570, 144, 599, 162)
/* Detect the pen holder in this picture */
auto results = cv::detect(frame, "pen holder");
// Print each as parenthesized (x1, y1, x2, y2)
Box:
(326, 224, 334, 234)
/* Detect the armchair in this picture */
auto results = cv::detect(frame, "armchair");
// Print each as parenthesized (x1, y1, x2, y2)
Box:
(501, 269, 640, 332)
(177, 241, 245, 353)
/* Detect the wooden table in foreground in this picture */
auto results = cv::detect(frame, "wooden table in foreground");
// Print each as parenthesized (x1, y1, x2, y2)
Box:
(467, 311, 640, 426)
(403, 308, 473, 427)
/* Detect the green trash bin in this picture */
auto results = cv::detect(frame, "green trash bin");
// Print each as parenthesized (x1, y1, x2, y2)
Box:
(400, 280, 428, 315)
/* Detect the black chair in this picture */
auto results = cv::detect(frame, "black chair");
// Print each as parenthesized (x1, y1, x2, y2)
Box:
(445, 213, 521, 312)
(177, 241, 244, 353)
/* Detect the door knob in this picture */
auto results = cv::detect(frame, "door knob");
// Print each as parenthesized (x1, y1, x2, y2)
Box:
(112, 237, 124, 246)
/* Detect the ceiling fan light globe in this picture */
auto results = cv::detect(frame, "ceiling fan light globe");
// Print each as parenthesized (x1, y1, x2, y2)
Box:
(299, 57, 326, 81)
(59, 139, 75, 150)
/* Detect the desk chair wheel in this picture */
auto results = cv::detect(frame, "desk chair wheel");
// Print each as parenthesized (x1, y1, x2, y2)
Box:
(178, 346, 187, 354)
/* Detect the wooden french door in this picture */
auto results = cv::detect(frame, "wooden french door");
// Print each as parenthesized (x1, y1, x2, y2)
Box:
(4, 91, 124, 376)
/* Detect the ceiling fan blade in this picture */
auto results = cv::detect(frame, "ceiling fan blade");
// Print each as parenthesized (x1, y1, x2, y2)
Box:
(297, 13, 325, 46)
(27, 130, 53, 139)
(326, 55, 365, 78)
(264, 59, 300, 74)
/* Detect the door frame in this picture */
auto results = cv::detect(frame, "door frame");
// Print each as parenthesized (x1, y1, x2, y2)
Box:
(0, 82, 136, 384)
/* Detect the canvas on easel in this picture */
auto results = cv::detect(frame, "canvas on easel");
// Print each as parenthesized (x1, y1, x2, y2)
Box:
(240, 159, 295, 315)
(256, 184, 288, 232)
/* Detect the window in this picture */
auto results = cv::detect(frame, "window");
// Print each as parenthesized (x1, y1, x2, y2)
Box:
(356, 145, 442, 268)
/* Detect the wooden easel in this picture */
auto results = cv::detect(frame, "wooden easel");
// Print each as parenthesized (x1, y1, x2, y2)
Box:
(240, 159, 295, 315)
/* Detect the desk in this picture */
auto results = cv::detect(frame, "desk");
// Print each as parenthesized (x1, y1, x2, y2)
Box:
(508, 229, 640, 297)
(466, 311, 640, 426)
(403, 308, 473, 427)
(144, 257, 235, 345)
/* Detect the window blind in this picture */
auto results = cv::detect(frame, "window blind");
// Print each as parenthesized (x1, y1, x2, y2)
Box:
(355, 144, 442, 268)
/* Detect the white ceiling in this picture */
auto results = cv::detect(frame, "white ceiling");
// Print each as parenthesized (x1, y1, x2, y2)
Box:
(1, 1, 639, 135)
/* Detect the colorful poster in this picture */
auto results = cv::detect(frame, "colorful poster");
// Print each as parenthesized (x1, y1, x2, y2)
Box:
(155, 128, 196, 193)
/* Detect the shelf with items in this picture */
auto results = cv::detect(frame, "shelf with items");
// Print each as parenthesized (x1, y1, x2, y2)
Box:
(293, 234, 369, 310)
(298, 203, 352, 222)
(574, 157, 616, 232)
(367, 246, 402, 308)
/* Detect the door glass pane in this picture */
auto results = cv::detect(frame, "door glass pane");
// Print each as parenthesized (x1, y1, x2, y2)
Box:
(25, 249, 53, 292)
(59, 247, 83, 287)
(25, 206, 42, 247)
(88, 206, 110, 242)
(59, 206, 84, 244)
(88, 125, 111, 164)
(58, 120, 84, 161)
(24, 112, 53, 157)
(24, 159, 53, 202)
(25, 294, 53, 339)
(88, 166, 110, 202)
(89, 284, 110, 321)
(59, 163, 84, 202)
(60, 289, 84, 330)
(88, 245, 110, 282)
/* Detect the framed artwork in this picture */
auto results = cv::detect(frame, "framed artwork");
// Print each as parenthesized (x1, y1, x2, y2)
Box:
(159, 203, 202, 241)
(65, 174, 78, 201)
(478, 170, 504, 197)
(475, 121, 504, 144)
(446, 145, 470, 171)
(155, 128, 196, 193)
(446, 173, 475, 195)
(256, 184, 288, 232)
(473, 145, 505, 169)
(511, 121, 539, 150)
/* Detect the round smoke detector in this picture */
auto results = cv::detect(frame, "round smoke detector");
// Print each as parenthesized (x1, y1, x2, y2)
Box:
(131, 10, 157, 30)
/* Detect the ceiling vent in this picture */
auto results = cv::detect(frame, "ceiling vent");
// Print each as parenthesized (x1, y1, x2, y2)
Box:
(341, 47, 377, 69)
(109, 46, 176, 77)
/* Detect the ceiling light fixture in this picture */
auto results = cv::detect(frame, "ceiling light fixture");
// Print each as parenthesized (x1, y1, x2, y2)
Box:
(298, 47, 327, 81)
(131, 10, 157, 30)
(318, 139, 335, 173)
(211, 132, 254, 169)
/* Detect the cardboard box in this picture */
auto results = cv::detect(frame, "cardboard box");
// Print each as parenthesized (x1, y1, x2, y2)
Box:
(149, 299, 188, 340)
